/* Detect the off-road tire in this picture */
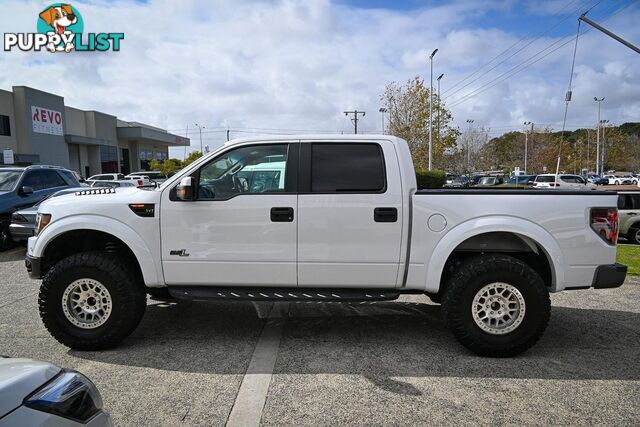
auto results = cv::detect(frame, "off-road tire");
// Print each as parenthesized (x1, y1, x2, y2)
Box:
(39, 251, 146, 350)
(629, 227, 640, 245)
(0, 217, 14, 251)
(441, 254, 550, 357)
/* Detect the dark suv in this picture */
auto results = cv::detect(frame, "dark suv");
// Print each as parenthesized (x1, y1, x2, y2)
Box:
(0, 165, 80, 250)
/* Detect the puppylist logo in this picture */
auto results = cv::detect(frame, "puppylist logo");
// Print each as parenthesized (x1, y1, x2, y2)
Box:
(4, 3, 124, 53)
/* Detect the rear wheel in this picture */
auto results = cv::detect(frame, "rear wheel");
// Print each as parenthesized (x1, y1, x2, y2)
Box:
(38, 251, 146, 350)
(441, 254, 550, 357)
(0, 217, 14, 251)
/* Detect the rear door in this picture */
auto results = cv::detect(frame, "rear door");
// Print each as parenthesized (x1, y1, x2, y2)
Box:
(297, 141, 403, 288)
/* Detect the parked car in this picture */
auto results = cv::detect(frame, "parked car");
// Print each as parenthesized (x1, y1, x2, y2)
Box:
(443, 176, 471, 188)
(10, 187, 84, 242)
(623, 175, 638, 185)
(587, 175, 609, 185)
(474, 176, 504, 187)
(0, 165, 81, 251)
(26, 135, 626, 357)
(128, 170, 170, 184)
(507, 175, 536, 186)
(533, 174, 596, 190)
(0, 357, 111, 426)
(87, 173, 125, 184)
(123, 175, 151, 186)
(89, 180, 136, 188)
(618, 191, 640, 244)
(603, 175, 632, 185)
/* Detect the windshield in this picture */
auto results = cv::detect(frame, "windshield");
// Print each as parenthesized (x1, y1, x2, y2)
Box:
(0, 170, 21, 191)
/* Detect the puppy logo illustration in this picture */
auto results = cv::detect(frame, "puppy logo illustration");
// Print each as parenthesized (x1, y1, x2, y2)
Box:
(37, 3, 83, 52)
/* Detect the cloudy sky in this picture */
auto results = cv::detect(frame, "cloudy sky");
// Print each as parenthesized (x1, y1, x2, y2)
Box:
(1, 0, 639, 157)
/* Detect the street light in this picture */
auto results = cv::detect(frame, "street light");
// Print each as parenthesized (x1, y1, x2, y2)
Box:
(436, 73, 444, 141)
(600, 119, 610, 173)
(594, 97, 605, 175)
(523, 121, 534, 174)
(194, 123, 205, 154)
(428, 48, 438, 171)
(378, 107, 388, 134)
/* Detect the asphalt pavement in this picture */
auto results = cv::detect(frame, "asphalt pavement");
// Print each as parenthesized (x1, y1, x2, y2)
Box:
(1, 246, 638, 426)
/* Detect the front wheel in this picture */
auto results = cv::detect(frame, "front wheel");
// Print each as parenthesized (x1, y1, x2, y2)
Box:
(629, 227, 640, 245)
(38, 251, 146, 350)
(441, 254, 550, 357)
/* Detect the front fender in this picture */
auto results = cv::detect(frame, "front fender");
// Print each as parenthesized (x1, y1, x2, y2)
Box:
(425, 215, 565, 293)
(30, 215, 163, 286)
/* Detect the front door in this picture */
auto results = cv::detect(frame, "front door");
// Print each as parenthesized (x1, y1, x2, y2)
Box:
(297, 142, 403, 288)
(161, 143, 298, 287)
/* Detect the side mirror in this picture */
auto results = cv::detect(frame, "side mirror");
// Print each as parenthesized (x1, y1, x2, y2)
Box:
(176, 176, 194, 201)
(20, 186, 34, 196)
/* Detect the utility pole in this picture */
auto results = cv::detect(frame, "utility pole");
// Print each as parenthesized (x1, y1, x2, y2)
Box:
(437, 73, 444, 141)
(594, 97, 604, 175)
(466, 119, 474, 172)
(344, 110, 365, 134)
(378, 108, 387, 134)
(600, 119, 610, 173)
(194, 123, 205, 154)
(523, 121, 533, 174)
(428, 48, 438, 171)
(579, 14, 640, 55)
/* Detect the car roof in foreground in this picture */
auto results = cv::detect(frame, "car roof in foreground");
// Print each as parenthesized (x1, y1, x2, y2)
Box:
(222, 133, 402, 148)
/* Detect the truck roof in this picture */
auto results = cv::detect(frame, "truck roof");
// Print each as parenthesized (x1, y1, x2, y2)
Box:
(222, 134, 403, 148)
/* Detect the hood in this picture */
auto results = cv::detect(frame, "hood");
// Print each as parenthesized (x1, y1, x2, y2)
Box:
(0, 357, 61, 416)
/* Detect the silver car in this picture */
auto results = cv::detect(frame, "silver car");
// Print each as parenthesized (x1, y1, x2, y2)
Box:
(0, 357, 111, 426)
(618, 191, 640, 244)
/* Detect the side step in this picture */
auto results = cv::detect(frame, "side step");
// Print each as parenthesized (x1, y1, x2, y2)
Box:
(167, 286, 400, 302)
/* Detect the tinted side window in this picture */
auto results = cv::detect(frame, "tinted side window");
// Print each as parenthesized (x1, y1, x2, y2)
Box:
(41, 170, 67, 189)
(311, 143, 385, 193)
(59, 170, 79, 185)
(22, 171, 44, 190)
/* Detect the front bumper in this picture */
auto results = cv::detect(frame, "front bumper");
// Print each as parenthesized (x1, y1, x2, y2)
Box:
(25, 253, 42, 279)
(9, 223, 35, 242)
(592, 263, 627, 289)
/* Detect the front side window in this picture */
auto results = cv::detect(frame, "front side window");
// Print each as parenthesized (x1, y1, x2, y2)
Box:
(22, 171, 44, 190)
(197, 144, 288, 200)
(310, 143, 385, 193)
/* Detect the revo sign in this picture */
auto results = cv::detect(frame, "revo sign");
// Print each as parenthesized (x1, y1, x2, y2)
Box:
(31, 106, 63, 136)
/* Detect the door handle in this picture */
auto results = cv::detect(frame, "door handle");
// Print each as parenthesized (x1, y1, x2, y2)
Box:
(271, 207, 294, 222)
(374, 207, 397, 223)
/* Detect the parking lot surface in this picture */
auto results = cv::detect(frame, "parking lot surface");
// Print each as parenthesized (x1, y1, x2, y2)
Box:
(1, 247, 639, 426)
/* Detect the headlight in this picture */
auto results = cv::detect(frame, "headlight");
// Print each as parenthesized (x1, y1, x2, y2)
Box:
(35, 213, 52, 235)
(24, 370, 104, 423)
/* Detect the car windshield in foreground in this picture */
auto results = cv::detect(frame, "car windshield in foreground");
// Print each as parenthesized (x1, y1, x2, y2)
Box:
(536, 176, 556, 182)
(0, 170, 21, 191)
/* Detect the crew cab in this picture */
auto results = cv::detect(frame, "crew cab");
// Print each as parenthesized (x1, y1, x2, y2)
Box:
(24, 135, 627, 357)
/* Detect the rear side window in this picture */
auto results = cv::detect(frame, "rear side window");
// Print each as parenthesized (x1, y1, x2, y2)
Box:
(310, 143, 385, 193)
(41, 170, 67, 188)
(59, 170, 79, 185)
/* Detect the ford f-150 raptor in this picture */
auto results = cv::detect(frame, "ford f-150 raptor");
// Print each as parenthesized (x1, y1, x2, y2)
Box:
(25, 135, 627, 356)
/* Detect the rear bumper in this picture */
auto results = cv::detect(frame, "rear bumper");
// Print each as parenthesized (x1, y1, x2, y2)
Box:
(592, 263, 627, 289)
(25, 254, 42, 279)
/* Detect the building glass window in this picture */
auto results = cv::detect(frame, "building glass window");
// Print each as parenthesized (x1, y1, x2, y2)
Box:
(0, 115, 10, 136)
(139, 149, 153, 171)
(100, 145, 118, 173)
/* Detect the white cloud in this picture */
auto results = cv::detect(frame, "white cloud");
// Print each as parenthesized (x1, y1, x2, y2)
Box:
(0, 0, 638, 156)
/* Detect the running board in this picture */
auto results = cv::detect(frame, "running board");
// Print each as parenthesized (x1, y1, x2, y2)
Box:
(167, 286, 401, 302)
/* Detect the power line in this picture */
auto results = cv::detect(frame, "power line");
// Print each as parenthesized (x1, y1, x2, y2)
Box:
(447, 1, 632, 109)
(442, 0, 590, 97)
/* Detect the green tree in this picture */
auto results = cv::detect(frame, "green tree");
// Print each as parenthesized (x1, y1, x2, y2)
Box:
(381, 76, 459, 170)
(182, 151, 203, 167)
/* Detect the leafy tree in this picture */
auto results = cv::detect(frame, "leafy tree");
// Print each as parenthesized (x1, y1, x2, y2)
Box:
(182, 151, 203, 167)
(381, 77, 459, 170)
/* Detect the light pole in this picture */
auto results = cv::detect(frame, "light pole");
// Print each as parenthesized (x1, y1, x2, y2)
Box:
(437, 73, 444, 141)
(378, 107, 387, 134)
(600, 119, 610, 173)
(194, 123, 205, 154)
(466, 119, 474, 172)
(523, 121, 533, 174)
(428, 48, 438, 171)
(594, 97, 604, 175)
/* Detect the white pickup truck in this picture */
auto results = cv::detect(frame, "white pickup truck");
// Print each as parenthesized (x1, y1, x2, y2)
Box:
(25, 135, 627, 357)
